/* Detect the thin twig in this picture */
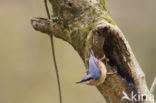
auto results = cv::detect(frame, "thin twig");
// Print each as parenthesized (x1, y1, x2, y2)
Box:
(44, 0, 62, 103)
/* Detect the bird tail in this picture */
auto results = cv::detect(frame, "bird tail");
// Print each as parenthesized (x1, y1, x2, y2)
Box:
(89, 48, 94, 57)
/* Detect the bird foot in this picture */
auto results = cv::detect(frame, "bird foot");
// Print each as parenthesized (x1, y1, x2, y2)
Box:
(100, 54, 109, 62)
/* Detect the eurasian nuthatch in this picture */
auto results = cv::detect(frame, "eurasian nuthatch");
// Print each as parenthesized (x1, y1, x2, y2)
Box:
(77, 48, 107, 86)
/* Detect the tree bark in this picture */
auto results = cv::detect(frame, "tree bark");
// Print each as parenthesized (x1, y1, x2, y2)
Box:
(30, 0, 154, 103)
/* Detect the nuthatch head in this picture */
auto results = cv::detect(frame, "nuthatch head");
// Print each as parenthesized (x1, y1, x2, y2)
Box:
(77, 48, 107, 86)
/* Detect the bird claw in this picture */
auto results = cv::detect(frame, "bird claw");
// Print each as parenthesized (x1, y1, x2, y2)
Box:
(100, 54, 109, 62)
(99, 55, 105, 61)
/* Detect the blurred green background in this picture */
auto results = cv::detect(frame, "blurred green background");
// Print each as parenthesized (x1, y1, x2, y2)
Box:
(0, 0, 155, 103)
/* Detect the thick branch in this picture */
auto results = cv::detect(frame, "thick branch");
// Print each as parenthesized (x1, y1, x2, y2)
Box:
(30, 0, 154, 103)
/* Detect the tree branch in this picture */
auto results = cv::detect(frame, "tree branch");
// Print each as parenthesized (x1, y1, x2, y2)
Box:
(30, 0, 154, 103)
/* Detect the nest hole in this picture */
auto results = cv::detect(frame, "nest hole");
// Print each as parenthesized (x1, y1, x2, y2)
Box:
(93, 26, 135, 84)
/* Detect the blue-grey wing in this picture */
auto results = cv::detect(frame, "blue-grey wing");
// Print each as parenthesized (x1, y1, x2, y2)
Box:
(89, 56, 101, 80)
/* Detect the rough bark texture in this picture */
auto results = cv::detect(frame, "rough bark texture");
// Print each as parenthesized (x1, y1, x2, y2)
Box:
(30, 0, 154, 103)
